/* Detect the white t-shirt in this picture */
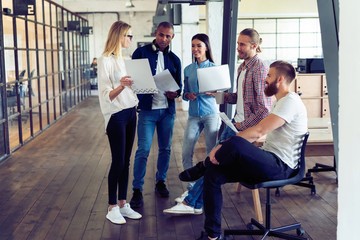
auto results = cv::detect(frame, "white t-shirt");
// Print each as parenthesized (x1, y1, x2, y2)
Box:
(262, 92, 308, 169)
(97, 55, 139, 131)
(234, 69, 246, 122)
(152, 51, 168, 109)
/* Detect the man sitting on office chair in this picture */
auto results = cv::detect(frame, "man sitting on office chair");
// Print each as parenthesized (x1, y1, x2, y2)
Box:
(179, 60, 308, 240)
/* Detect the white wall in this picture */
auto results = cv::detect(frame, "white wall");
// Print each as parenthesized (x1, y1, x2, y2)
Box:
(338, 0, 360, 239)
(238, 0, 318, 17)
(79, 12, 154, 60)
(61, 0, 157, 13)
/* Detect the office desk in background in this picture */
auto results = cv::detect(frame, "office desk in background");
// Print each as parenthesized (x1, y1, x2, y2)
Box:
(307, 118, 334, 157)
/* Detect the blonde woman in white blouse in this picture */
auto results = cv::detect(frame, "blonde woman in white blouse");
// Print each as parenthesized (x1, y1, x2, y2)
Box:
(98, 20, 141, 225)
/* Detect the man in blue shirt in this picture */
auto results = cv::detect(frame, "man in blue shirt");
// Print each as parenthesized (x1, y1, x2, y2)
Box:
(130, 22, 182, 208)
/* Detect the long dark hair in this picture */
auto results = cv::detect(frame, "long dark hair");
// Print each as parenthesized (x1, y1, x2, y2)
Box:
(192, 33, 215, 63)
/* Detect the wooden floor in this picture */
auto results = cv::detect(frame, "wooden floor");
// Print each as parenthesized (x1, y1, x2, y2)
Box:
(0, 96, 337, 240)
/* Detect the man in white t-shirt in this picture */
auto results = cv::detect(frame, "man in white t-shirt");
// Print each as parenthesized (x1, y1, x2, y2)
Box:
(179, 60, 307, 240)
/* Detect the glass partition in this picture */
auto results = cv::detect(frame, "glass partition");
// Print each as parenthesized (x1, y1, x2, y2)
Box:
(0, 0, 91, 161)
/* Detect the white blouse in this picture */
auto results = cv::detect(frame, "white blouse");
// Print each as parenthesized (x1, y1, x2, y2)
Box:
(97, 54, 139, 131)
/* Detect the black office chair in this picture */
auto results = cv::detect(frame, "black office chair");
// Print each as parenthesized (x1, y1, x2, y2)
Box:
(276, 168, 316, 196)
(224, 132, 310, 240)
(307, 156, 337, 180)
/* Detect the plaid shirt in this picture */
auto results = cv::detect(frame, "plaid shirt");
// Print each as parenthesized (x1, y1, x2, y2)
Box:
(227, 55, 272, 131)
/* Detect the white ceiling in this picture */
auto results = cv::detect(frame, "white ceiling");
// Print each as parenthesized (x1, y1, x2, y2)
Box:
(61, 0, 159, 13)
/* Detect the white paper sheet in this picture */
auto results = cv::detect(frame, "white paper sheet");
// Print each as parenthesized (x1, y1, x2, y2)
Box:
(153, 69, 180, 92)
(219, 112, 238, 133)
(124, 59, 158, 94)
(197, 64, 231, 93)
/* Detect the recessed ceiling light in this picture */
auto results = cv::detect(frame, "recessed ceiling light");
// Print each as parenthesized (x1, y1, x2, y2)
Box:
(125, 0, 135, 8)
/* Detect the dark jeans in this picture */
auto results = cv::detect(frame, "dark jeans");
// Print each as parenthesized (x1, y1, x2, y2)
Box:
(203, 136, 294, 238)
(106, 107, 136, 205)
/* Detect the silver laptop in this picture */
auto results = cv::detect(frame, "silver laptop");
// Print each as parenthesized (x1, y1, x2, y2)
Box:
(197, 64, 231, 93)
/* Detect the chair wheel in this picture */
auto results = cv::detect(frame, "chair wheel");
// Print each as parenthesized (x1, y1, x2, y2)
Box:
(246, 223, 254, 230)
(297, 228, 305, 236)
(311, 189, 316, 195)
(306, 172, 311, 177)
(275, 188, 280, 197)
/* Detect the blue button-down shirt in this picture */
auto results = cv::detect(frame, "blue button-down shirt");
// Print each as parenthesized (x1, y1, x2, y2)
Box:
(183, 60, 218, 117)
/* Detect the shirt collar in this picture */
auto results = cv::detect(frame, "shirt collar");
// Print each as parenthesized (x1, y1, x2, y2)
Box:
(197, 59, 210, 68)
(240, 54, 259, 71)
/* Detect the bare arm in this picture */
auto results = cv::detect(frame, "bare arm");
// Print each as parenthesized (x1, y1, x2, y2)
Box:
(236, 114, 285, 143)
(108, 76, 133, 101)
(209, 113, 285, 165)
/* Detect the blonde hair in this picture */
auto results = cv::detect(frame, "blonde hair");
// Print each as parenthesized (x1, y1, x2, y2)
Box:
(103, 21, 131, 57)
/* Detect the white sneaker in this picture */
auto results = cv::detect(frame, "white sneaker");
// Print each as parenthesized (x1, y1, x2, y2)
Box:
(106, 205, 126, 224)
(194, 207, 203, 215)
(174, 190, 189, 203)
(163, 202, 195, 214)
(120, 203, 142, 219)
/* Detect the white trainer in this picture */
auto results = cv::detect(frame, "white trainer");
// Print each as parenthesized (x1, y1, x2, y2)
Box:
(120, 203, 142, 219)
(194, 207, 203, 215)
(174, 190, 189, 203)
(106, 205, 126, 224)
(163, 202, 195, 214)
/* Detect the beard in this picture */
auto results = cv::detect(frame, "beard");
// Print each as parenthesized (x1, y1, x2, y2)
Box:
(264, 81, 279, 97)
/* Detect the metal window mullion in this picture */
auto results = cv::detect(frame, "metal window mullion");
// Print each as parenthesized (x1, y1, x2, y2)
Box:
(12, 13, 24, 144)
(25, 15, 34, 137)
(0, 0, 12, 155)
(56, 5, 62, 116)
(61, 9, 67, 113)
(49, 3, 56, 121)
(42, 0, 50, 126)
(33, 3, 42, 130)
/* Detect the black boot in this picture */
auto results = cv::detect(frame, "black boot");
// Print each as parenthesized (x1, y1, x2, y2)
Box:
(130, 189, 143, 208)
(179, 161, 206, 182)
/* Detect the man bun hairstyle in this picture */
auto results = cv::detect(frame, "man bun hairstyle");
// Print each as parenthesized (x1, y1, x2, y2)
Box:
(240, 28, 262, 53)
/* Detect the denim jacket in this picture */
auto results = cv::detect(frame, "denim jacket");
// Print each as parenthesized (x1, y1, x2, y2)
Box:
(132, 43, 182, 114)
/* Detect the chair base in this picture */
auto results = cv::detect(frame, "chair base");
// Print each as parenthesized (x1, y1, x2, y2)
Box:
(275, 175, 316, 196)
(294, 176, 316, 195)
(307, 157, 337, 183)
(224, 218, 308, 240)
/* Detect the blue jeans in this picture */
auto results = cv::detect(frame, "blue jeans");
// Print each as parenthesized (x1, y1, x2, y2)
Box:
(132, 109, 175, 191)
(182, 114, 219, 171)
(182, 116, 231, 208)
(184, 177, 204, 209)
(219, 124, 237, 142)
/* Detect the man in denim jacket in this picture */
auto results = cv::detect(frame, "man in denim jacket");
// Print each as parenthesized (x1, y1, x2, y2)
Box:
(130, 22, 182, 208)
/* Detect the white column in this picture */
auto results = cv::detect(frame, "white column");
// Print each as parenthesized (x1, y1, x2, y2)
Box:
(338, 0, 360, 239)
(206, 1, 224, 65)
(177, 4, 200, 111)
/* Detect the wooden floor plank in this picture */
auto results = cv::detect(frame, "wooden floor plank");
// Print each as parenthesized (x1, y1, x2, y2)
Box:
(0, 96, 337, 240)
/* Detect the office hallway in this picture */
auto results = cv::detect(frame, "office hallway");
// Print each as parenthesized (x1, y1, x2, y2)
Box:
(0, 96, 337, 240)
